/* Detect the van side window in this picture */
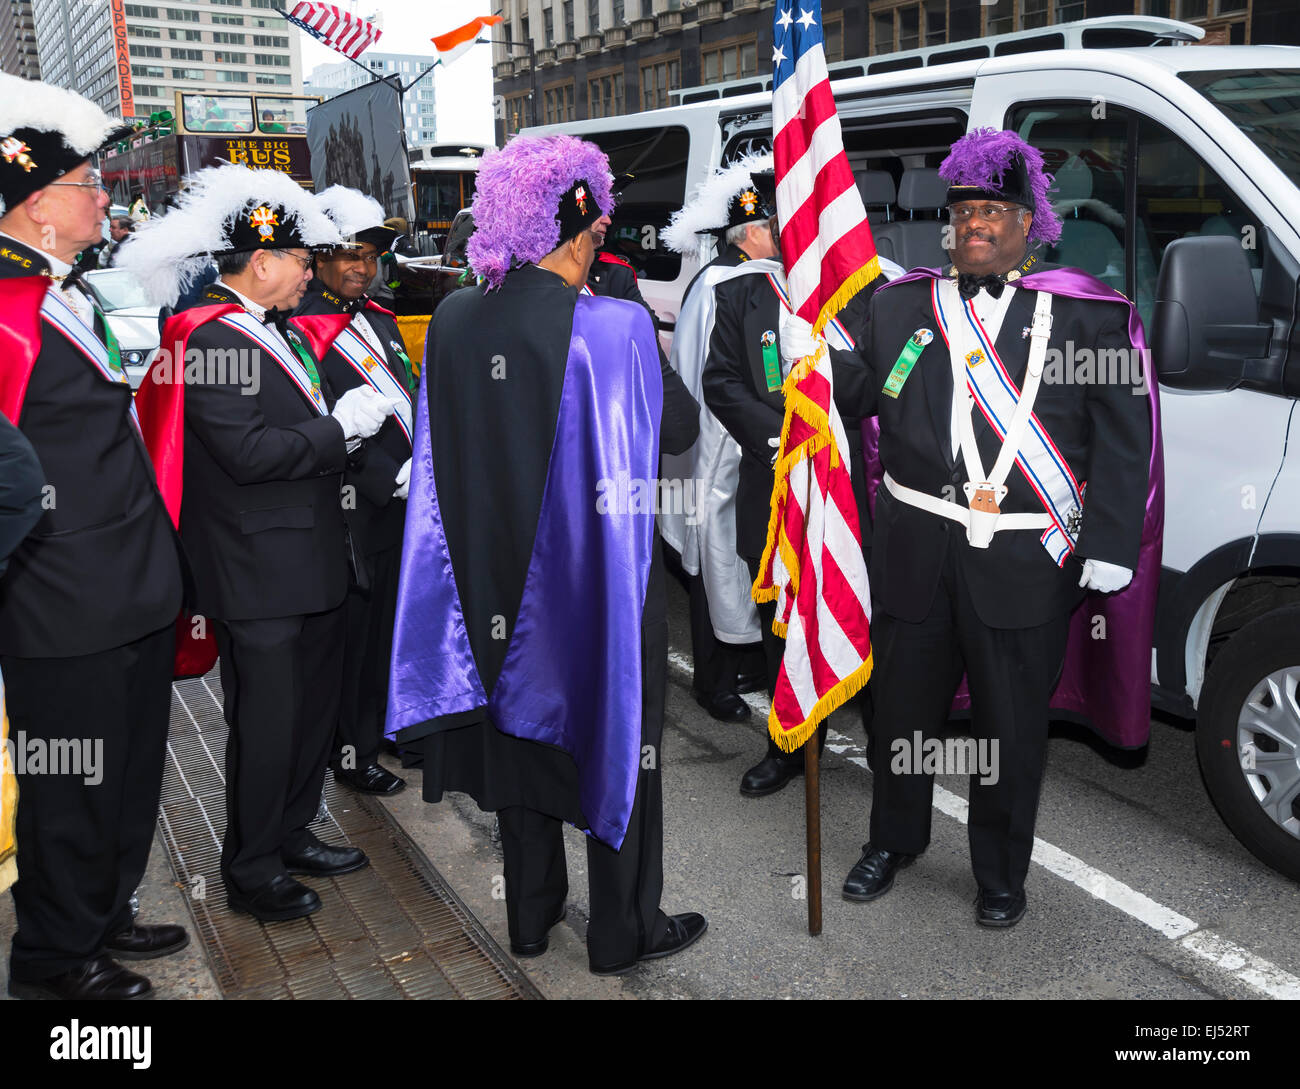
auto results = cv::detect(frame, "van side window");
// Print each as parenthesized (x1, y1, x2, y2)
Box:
(586, 126, 691, 282)
(1006, 102, 1130, 297)
(1134, 114, 1264, 328)
(1008, 101, 1263, 330)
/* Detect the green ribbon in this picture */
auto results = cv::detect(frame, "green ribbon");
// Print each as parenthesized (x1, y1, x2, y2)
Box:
(93, 304, 124, 375)
(882, 333, 928, 399)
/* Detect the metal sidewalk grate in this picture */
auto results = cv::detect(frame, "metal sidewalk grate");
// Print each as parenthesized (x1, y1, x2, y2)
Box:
(159, 670, 541, 1000)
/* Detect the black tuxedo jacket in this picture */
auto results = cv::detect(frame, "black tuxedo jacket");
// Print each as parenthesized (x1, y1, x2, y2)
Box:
(0, 238, 183, 657)
(295, 282, 410, 558)
(702, 263, 883, 560)
(832, 275, 1150, 629)
(180, 284, 349, 621)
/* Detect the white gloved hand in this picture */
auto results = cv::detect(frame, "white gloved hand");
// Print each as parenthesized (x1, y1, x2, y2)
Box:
(331, 385, 394, 441)
(1078, 558, 1133, 594)
(768, 435, 781, 466)
(779, 310, 821, 363)
(393, 457, 411, 500)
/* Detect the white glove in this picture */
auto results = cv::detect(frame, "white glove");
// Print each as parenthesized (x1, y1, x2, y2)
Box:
(393, 457, 411, 500)
(331, 385, 394, 441)
(1078, 558, 1133, 594)
(768, 435, 781, 466)
(779, 310, 821, 363)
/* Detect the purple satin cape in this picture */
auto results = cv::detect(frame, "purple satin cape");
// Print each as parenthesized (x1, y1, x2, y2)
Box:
(385, 296, 663, 849)
(860, 267, 1165, 748)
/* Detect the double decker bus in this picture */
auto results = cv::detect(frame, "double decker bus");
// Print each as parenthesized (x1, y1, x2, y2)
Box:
(407, 142, 487, 255)
(100, 91, 320, 211)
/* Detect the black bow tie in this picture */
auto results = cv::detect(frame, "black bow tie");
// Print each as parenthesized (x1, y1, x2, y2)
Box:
(263, 306, 292, 334)
(55, 266, 87, 295)
(957, 272, 1006, 301)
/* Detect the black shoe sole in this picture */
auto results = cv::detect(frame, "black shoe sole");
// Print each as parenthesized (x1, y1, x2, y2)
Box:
(8, 979, 154, 1000)
(841, 856, 916, 902)
(976, 905, 1027, 928)
(591, 917, 710, 976)
(334, 772, 407, 796)
(510, 908, 567, 958)
(102, 934, 190, 961)
(226, 894, 322, 922)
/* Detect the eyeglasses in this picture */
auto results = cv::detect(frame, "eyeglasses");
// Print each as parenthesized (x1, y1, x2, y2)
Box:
(275, 250, 313, 271)
(334, 248, 379, 266)
(47, 168, 107, 193)
(948, 203, 1023, 223)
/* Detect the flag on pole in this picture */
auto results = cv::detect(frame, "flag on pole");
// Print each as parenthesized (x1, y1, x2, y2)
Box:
(430, 15, 503, 67)
(281, 3, 383, 61)
(754, 0, 875, 753)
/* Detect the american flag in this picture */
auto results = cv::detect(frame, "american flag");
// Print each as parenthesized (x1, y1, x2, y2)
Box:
(754, 0, 874, 753)
(280, 3, 382, 61)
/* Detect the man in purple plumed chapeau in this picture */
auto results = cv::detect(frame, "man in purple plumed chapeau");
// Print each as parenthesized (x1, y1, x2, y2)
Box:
(384, 135, 707, 974)
(782, 127, 1163, 927)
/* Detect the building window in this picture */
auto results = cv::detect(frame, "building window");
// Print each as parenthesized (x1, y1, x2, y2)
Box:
(701, 37, 757, 84)
(588, 68, 625, 118)
(254, 53, 290, 66)
(504, 90, 531, 135)
(255, 73, 291, 85)
(587, 0, 599, 32)
(985, 0, 1015, 35)
(874, 1, 950, 54)
(613, 0, 625, 23)
(135, 45, 163, 58)
(543, 9, 554, 46)
(216, 69, 250, 82)
(214, 32, 247, 44)
(129, 26, 162, 39)
(639, 54, 680, 109)
(166, 7, 200, 21)
(252, 34, 288, 48)
(214, 51, 247, 63)
(170, 47, 203, 61)
(172, 67, 205, 80)
(564, 0, 574, 41)
(169, 28, 203, 41)
(543, 81, 575, 124)
(125, 4, 159, 16)
(823, 14, 844, 62)
(873, 9, 893, 53)
(212, 13, 245, 25)
(131, 64, 165, 78)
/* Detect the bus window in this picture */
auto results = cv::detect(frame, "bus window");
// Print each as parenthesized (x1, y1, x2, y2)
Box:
(181, 94, 254, 134)
(256, 97, 309, 134)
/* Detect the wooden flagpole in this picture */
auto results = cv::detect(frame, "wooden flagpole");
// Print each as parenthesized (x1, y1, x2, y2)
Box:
(805, 734, 822, 935)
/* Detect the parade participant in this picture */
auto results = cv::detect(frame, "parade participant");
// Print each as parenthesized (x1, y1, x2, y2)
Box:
(784, 128, 1158, 926)
(660, 156, 778, 728)
(119, 164, 396, 923)
(98, 215, 133, 268)
(294, 186, 411, 797)
(386, 134, 706, 975)
(0, 75, 189, 999)
(699, 160, 893, 795)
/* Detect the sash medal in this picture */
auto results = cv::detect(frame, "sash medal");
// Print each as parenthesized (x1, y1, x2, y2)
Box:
(219, 311, 328, 414)
(330, 325, 413, 444)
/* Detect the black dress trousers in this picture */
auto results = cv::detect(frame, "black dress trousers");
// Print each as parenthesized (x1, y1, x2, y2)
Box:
(867, 546, 1070, 894)
(5, 622, 175, 980)
(216, 606, 346, 891)
(497, 611, 673, 969)
(335, 543, 402, 769)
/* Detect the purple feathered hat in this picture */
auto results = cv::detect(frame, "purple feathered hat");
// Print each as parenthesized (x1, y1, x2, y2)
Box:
(938, 127, 1062, 246)
(467, 134, 615, 289)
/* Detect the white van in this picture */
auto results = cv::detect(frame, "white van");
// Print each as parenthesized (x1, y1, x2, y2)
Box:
(523, 16, 1300, 883)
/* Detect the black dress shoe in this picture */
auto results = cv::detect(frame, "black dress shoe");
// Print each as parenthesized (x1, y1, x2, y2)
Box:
(739, 752, 802, 796)
(589, 912, 708, 976)
(510, 906, 567, 958)
(283, 841, 369, 876)
(735, 670, 766, 695)
(102, 923, 189, 961)
(842, 843, 916, 902)
(227, 874, 322, 921)
(695, 691, 751, 722)
(8, 956, 151, 1001)
(975, 888, 1027, 928)
(334, 762, 406, 795)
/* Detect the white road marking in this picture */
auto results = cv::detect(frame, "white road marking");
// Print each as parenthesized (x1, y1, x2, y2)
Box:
(667, 651, 1300, 999)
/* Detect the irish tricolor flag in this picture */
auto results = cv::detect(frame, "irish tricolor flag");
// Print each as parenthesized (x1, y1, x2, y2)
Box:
(431, 14, 502, 66)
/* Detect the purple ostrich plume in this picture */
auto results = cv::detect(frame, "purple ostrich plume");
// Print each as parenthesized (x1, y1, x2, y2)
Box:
(939, 127, 1062, 246)
(466, 134, 615, 289)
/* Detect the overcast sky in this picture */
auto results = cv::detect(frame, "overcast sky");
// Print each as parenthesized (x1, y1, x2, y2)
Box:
(296, 0, 497, 146)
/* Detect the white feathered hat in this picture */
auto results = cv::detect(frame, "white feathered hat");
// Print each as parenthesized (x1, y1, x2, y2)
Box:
(0, 73, 133, 216)
(315, 185, 398, 250)
(117, 163, 342, 307)
(661, 152, 775, 260)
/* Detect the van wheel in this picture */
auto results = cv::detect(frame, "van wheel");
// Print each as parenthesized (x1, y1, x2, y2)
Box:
(1197, 607, 1300, 882)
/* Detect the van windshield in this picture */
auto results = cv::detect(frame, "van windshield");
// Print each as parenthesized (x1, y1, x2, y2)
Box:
(1183, 70, 1300, 190)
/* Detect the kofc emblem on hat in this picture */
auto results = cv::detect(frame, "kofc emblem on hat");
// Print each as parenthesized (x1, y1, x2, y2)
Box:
(574, 185, 588, 215)
(1, 136, 36, 173)
(249, 205, 279, 242)
(740, 189, 759, 216)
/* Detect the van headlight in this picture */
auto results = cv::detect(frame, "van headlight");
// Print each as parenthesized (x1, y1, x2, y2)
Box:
(123, 349, 145, 365)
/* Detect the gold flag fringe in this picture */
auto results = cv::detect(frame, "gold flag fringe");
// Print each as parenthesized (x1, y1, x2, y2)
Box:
(770, 652, 874, 753)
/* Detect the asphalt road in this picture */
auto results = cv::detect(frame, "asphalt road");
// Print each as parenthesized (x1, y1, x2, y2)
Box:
(388, 577, 1300, 1003)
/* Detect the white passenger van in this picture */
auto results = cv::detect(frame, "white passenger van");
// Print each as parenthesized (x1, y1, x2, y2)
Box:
(523, 15, 1300, 882)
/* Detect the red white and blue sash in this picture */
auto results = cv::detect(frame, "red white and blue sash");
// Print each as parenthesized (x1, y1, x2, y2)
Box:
(39, 290, 142, 438)
(765, 272, 855, 351)
(932, 279, 1084, 566)
(331, 322, 413, 445)
(218, 310, 328, 415)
